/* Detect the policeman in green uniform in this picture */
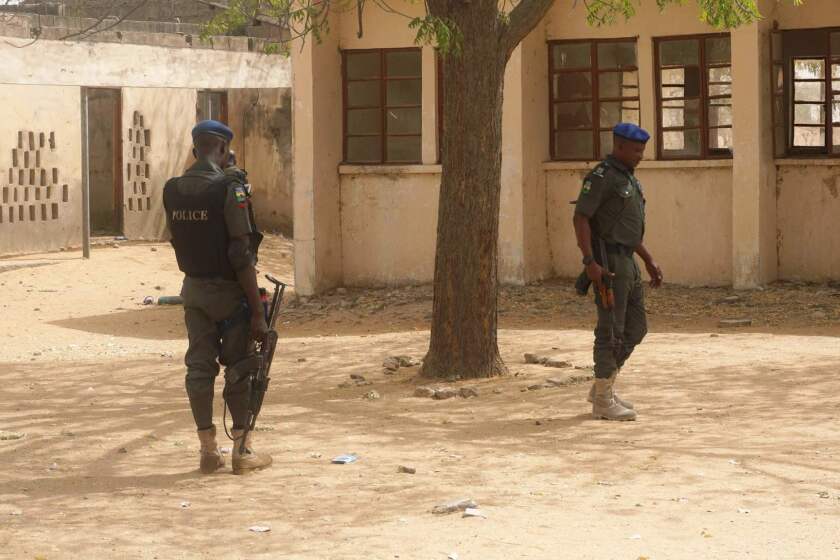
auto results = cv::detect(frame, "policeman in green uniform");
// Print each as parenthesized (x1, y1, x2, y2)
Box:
(163, 120, 272, 473)
(572, 123, 663, 421)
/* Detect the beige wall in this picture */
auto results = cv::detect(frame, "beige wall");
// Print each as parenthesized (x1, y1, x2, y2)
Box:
(546, 162, 733, 286)
(120, 88, 195, 240)
(776, 163, 840, 281)
(228, 88, 293, 235)
(292, 9, 344, 295)
(0, 36, 290, 89)
(291, 0, 840, 290)
(0, 85, 82, 255)
(340, 168, 440, 285)
(772, 0, 840, 29)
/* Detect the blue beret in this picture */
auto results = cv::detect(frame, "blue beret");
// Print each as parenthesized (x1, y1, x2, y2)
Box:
(613, 123, 650, 143)
(192, 120, 234, 142)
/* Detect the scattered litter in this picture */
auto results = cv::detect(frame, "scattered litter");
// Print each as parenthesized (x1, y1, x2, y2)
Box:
(363, 390, 381, 400)
(397, 465, 416, 474)
(157, 295, 183, 305)
(432, 498, 477, 515)
(596, 481, 613, 486)
(9, 511, 22, 516)
(48, 462, 59, 471)
(350, 374, 366, 381)
(180, 501, 191, 509)
(701, 529, 713, 538)
(447, 553, 459, 560)
(628, 534, 642, 540)
(818, 491, 830, 499)
(249, 525, 271, 533)
(672, 497, 689, 503)
(117, 447, 128, 454)
(462, 507, 487, 519)
(332, 454, 358, 464)
(728, 459, 740, 465)
(220, 447, 232, 455)
(737, 508, 751, 514)
(142, 296, 154, 305)
(0, 431, 25, 441)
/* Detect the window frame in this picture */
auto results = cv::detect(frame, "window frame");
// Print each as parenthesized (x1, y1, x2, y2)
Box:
(547, 37, 640, 161)
(196, 90, 228, 124)
(771, 27, 840, 158)
(341, 47, 423, 165)
(653, 33, 732, 161)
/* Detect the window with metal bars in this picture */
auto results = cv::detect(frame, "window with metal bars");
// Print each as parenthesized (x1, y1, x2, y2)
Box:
(343, 48, 422, 164)
(772, 28, 840, 157)
(196, 91, 228, 123)
(548, 39, 640, 160)
(655, 34, 732, 160)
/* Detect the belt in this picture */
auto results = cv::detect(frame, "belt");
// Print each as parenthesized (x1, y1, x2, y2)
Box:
(603, 242, 634, 256)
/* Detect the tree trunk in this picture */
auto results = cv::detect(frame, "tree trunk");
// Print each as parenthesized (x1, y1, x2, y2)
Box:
(421, 1, 509, 379)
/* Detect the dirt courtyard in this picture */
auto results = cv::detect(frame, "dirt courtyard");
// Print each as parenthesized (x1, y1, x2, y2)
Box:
(1, 236, 839, 560)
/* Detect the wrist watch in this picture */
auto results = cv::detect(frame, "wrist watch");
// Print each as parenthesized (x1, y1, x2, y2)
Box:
(582, 255, 594, 266)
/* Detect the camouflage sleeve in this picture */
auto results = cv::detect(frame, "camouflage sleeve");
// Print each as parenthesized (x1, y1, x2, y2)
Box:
(574, 170, 609, 218)
(223, 182, 253, 239)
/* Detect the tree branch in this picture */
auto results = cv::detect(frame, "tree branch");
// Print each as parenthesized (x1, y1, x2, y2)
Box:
(500, 0, 553, 56)
(59, 0, 150, 41)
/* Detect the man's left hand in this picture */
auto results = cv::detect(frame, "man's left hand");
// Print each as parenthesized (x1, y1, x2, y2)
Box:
(645, 260, 663, 288)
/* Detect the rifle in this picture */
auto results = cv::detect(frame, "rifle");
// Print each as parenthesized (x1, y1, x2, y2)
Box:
(596, 238, 622, 361)
(238, 274, 286, 454)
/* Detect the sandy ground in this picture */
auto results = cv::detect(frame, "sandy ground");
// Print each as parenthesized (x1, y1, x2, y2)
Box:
(1, 236, 839, 560)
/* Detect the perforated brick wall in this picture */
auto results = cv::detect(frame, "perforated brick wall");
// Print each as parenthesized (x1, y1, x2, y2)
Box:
(0, 130, 67, 227)
(125, 111, 152, 213)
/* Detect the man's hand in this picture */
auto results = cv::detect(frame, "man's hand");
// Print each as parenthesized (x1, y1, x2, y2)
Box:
(586, 261, 612, 288)
(250, 312, 268, 341)
(645, 259, 663, 288)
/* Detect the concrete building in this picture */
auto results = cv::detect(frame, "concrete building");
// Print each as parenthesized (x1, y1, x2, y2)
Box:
(0, 12, 292, 256)
(291, 0, 840, 295)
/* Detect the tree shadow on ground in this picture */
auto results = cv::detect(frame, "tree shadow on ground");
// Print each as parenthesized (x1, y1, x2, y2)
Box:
(48, 307, 185, 340)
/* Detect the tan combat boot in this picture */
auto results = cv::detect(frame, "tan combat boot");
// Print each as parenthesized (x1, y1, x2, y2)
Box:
(197, 425, 225, 474)
(591, 377, 637, 421)
(231, 429, 273, 475)
(587, 370, 634, 410)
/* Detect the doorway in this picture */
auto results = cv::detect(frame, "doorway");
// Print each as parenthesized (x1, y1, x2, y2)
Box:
(86, 88, 123, 236)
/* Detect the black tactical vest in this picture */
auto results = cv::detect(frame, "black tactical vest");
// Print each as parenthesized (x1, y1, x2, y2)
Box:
(163, 175, 237, 281)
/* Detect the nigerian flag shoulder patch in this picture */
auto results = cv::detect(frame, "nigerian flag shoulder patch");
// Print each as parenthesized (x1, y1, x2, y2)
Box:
(233, 185, 247, 204)
(581, 180, 592, 195)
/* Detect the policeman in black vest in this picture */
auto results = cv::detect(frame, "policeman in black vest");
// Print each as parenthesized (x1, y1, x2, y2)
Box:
(163, 120, 271, 474)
